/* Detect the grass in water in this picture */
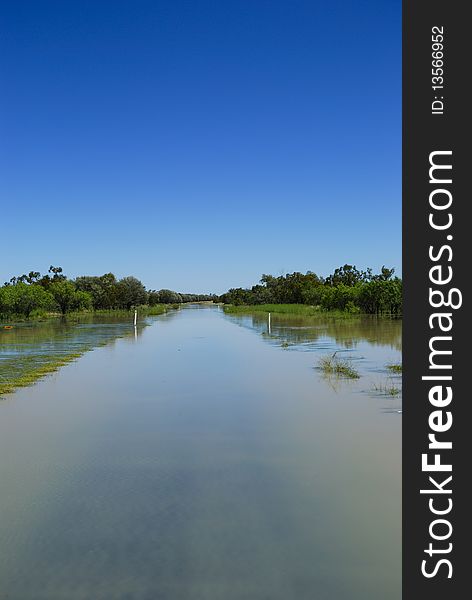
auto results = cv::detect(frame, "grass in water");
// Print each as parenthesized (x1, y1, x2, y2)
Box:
(386, 363, 402, 373)
(0, 352, 84, 396)
(0, 307, 171, 397)
(224, 304, 359, 319)
(318, 354, 360, 379)
(66, 305, 170, 318)
(372, 380, 402, 396)
(1, 304, 171, 324)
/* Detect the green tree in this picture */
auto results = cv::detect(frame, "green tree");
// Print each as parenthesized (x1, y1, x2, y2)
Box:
(325, 264, 366, 287)
(75, 273, 118, 309)
(357, 279, 402, 315)
(0, 286, 15, 315)
(156, 289, 183, 304)
(72, 290, 93, 311)
(0, 283, 54, 318)
(49, 281, 91, 314)
(115, 277, 147, 309)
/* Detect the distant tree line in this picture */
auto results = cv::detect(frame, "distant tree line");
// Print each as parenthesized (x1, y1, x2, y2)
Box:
(147, 289, 217, 305)
(0, 266, 216, 319)
(1, 264, 402, 319)
(219, 265, 402, 315)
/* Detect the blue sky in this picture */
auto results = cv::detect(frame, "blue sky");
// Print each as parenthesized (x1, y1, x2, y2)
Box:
(1, 1, 400, 294)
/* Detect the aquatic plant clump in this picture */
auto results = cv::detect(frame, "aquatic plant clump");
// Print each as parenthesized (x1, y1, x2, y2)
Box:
(317, 355, 360, 379)
(386, 363, 402, 373)
(372, 380, 402, 397)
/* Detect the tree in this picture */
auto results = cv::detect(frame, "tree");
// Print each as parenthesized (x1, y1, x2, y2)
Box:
(0, 283, 54, 318)
(156, 289, 182, 304)
(115, 276, 147, 309)
(72, 290, 93, 311)
(49, 281, 91, 314)
(325, 264, 366, 287)
(219, 267, 402, 315)
(372, 266, 395, 282)
(147, 290, 161, 305)
(358, 279, 402, 315)
(38, 265, 67, 288)
(49, 265, 65, 279)
(220, 287, 253, 305)
(26, 271, 41, 284)
(0, 285, 15, 315)
(75, 273, 118, 309)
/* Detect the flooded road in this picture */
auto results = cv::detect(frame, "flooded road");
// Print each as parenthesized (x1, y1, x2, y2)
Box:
(0, 306, 401, 600)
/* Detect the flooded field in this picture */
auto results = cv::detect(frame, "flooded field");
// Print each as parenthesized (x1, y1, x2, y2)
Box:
(0, 315, 149, 395)
(0, 305, 401, 600)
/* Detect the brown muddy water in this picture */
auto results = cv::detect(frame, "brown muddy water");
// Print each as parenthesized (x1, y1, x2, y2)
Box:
(0, 305, 401, 600)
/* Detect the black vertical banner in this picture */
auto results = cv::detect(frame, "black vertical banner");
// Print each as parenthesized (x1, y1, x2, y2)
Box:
(403, 1, 469, 598)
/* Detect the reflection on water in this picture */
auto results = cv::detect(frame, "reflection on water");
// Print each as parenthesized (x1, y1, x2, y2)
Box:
(0, 315, 154, 390)
(0, 306, 401, 600)
(225, 311, 402, 407)
(225, 311, 402, 352)
(0, 314, 149, 358)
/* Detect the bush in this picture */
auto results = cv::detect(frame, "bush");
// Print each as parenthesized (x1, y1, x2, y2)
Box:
(0, 283, 55, 318)
(220, 267, 402, 315)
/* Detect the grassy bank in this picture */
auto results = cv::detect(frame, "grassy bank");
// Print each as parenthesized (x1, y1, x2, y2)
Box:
(1, 304, 171, 325)
(223, 304, 370, 319)
(65, 305, 171, 318)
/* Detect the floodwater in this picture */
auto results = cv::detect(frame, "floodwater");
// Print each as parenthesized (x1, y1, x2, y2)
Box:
(0, 305, 401, 600)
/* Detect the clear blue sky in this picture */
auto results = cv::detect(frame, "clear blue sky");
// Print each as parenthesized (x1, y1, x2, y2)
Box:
(1, 1, 400, 294)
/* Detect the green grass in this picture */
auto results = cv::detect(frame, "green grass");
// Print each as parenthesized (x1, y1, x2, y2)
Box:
(371, 364, 402, 397)
(66, 305, 170, 318)
(372, 380, 402, 396)
(1, 305, 171, 325)
(144, 305, 171, 315)
(224, 304, 360, 319)
(0, 352, 84, 396)
(317, 354, 360, 379)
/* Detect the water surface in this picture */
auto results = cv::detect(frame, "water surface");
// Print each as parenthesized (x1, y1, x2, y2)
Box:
(0, 306, 401, 600)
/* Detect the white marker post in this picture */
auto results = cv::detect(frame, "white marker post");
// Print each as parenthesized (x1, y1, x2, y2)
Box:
(134, 309, 137, 326)
(268, 312, 271, 335)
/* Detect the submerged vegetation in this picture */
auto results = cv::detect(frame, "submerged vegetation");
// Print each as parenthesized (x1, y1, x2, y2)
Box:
(315, 354, 402, 399)
(371, 365, 402, 397)
(372, 380, 402, 397)
(0, 352, 83, 396)
(0, 312, 165, 397)
(219, 265, 402, 315)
